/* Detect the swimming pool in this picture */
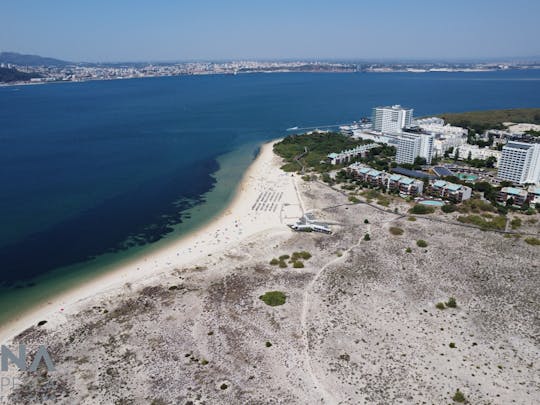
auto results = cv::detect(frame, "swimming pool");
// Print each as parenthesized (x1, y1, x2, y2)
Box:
(457, 173, 478, 182)
(419, 200, 445, 207)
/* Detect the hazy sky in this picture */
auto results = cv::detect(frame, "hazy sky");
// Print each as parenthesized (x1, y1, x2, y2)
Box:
(2, 0, 539, 62)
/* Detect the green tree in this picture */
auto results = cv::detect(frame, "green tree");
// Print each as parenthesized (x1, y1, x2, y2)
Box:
(485, 156, 497, 168)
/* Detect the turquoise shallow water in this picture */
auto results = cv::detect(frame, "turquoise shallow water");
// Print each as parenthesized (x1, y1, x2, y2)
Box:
(1, 71, 540, 326)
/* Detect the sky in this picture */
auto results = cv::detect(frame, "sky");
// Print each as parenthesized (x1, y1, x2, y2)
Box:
(1, 0, 540, 62)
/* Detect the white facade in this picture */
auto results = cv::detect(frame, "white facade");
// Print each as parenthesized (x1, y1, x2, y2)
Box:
(327, 143, 379, 165)
(372, 105, 413, 133)
(454, 144, 502, 165)
(433, 133, 466, 156)
(497, 141, 540, 184)
(413, 117, 467, 157)
(395, 132, 434, 165)
(414, 117, 445, 126)
(417, 122, 468, 137)
(351, 129, 400, 145)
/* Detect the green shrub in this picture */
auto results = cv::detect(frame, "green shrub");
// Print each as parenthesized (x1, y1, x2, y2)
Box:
(293, 261, 304, 268)
(364, 219, 369, 224)
(364, 233, 371, 241)
(446, 297, 457, 308)
(416, 239, 428, 248)
(389, 227, 404, 236)
(449, 342, 456, 349)
(377, 196, 391, 207)
(441, 204, 457, 213)
(278, 260, 287, 268)
(265, 341, 272, 348)
(407, 216, 417, 221)
(436, 302, 446, 310)
(410, 204, 435, 215)
(457, 214, 506, 230)
(280, 162, 300, 172)
(524, 237, 540, 246)
(405, 247, 412, 253)
(348, 196, 360, 203)
(459, 198, 496, 213)
(279, 255, 290, 260)
(269, 258, 279, 266)
(298, 251, 312, 260)
(259, 291, 287, 306)
(452, 389, 466, 403)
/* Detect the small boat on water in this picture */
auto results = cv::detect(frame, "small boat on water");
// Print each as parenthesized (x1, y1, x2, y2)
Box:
(286, 126, 299, 131)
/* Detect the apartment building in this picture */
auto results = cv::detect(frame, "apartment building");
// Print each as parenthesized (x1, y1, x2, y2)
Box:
(497, 141, 540, 184)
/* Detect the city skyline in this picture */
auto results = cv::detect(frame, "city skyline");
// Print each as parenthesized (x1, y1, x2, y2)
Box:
(2, 0, 540, 62)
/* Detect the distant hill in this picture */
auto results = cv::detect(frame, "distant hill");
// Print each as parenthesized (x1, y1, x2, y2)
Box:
(0, 67, 41, 83)
(0, 51, 70, 66)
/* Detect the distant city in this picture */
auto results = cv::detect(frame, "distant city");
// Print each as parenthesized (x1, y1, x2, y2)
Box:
(1, 51, 540, 85)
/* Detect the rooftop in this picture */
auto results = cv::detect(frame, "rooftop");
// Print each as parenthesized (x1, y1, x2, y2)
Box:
(432, 166, 455, 177)
(399, 178, 415, 185)
(502, 187, 528, 196)
(446, 184, 462, 192)
(392, 167, 434, 179)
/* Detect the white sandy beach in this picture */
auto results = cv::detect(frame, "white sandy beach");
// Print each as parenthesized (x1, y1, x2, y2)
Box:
(0, 140, 303, 344)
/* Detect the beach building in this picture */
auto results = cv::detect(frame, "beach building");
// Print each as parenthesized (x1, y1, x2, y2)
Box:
(453, 144, 502, 165)
(497, 141, 540, 184)
(395, 132, 434, 165)
(387, 174, 424, 196)
(372, 105, 413, 133)
(348, 163, 423, 196)
(527, 186, 540, 207)
(327, 143, 378, 165)
(497, 187, 530, 208)
(348, 165, 385, 186)
(428, 180, 472, 202)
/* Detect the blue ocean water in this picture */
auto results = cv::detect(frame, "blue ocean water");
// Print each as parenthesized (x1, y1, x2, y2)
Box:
(0, 70, 539, 320)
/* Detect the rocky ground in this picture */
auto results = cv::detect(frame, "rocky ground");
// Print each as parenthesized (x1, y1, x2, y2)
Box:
(6, 178, 540, 405)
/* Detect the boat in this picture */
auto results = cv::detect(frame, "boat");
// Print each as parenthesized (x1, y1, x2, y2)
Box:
(286, 126, 299, 131)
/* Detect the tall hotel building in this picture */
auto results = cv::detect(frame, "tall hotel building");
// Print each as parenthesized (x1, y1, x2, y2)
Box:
(372, 105, 413, 133)
(395, 132, 435, 165)
(497, 141, 540, 184)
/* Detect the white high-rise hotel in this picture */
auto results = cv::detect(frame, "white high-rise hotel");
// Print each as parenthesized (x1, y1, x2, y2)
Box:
(372, 105, 413, 133)
(497, 141, 540, 184)
(372, 105, 433, 164)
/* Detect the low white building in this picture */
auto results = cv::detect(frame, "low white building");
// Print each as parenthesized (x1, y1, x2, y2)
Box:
(350, 130, 400, 146)
(414, 117, 445, 126)
(414, 117, 467, 157)
(327, 143, 379, 165)
(433, 132, 467, 157)
(453, 144, 502, 165)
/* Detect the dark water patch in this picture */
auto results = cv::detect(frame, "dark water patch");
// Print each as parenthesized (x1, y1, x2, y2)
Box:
(0, 157, 219, 287)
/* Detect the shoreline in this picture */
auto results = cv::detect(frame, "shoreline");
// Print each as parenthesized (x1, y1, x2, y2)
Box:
(0, 138, 297, 344)
(1, 68, 532, 88)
